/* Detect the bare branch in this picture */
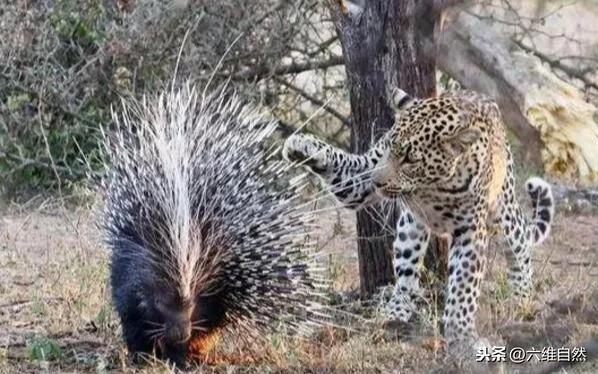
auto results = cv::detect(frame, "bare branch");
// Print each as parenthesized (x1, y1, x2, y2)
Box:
(274, 76, 350, 127)
(230, 55, 344, 81)
(515, 41, 598, 91)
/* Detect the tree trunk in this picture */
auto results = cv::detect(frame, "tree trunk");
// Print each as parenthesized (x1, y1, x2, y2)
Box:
(331, 0, 448, 297)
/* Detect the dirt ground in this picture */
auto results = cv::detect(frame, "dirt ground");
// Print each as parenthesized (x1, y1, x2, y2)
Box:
(0, 197, 597, 373)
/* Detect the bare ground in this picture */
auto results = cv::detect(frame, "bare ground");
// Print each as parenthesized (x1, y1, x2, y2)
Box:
(0, 198, 597, 373)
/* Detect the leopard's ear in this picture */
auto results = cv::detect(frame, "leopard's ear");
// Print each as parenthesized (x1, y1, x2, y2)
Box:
(444, 128, 481, 156)
(390, 87, 413, 110)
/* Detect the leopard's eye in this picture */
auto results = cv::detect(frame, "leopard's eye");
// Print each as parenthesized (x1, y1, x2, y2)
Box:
(393, 142, 409, 157)
(398, 144, 420, 164)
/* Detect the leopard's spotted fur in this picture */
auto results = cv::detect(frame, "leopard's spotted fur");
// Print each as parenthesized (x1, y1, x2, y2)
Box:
(283, 89, 554, 350)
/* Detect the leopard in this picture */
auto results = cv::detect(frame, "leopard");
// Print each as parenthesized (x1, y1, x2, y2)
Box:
(282, 88, 554, 353)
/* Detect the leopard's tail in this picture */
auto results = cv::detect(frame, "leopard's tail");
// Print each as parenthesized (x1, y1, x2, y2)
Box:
(525, 177, 554, 245)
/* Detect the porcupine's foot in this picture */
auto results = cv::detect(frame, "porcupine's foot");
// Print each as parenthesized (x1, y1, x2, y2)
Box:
(282, 134, 330, 173)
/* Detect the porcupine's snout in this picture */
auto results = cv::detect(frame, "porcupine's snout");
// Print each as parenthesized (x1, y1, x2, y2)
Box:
(165, 317, 192, 344)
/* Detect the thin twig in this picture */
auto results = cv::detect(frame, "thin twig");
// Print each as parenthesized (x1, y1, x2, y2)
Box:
(230, 55, 344, 81)
(274, 76, 350, 127)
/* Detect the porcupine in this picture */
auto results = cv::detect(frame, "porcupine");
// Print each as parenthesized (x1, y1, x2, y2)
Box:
(100, 84, 327, 366)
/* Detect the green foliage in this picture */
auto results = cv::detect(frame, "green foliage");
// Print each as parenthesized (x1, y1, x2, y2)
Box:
(0, 0, 328, 198)
(30, 296, 47, 318)
(492, 272, 511, 301)
(26, 336, 63, 362)
(6, 93, 31, 112)
(94, 304, 114, 334)
(0, 1, 209, 197)
(50, 0, 108, 50)
(0, 1, 115, 197)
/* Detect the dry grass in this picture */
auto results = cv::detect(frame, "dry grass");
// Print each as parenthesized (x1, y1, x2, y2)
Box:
(0, 196, 597, 373)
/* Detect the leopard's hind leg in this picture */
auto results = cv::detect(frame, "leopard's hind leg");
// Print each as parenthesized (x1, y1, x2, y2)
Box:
(498, 154, 554, 296)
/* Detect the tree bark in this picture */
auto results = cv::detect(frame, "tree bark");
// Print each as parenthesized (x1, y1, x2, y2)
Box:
(331, 0, 447, 297)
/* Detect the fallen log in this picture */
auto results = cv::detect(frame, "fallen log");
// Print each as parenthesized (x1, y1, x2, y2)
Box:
(438, 12, 598, 184)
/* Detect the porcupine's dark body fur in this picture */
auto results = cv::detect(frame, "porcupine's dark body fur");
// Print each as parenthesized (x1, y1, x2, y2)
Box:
(101, 85, 326, 366)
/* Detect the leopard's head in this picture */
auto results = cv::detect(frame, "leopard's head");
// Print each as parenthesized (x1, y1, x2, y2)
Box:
(372, 124, 481, 199)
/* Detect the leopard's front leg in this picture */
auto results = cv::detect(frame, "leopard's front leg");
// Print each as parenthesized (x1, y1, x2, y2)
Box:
(283, 133, 387, 209)
(443, 217, 488, 350)
(386, 208, 430, 322)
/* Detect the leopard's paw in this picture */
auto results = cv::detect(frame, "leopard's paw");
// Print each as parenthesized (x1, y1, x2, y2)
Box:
(384, 294, 416, 323)
(282, 134, 329, 173)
